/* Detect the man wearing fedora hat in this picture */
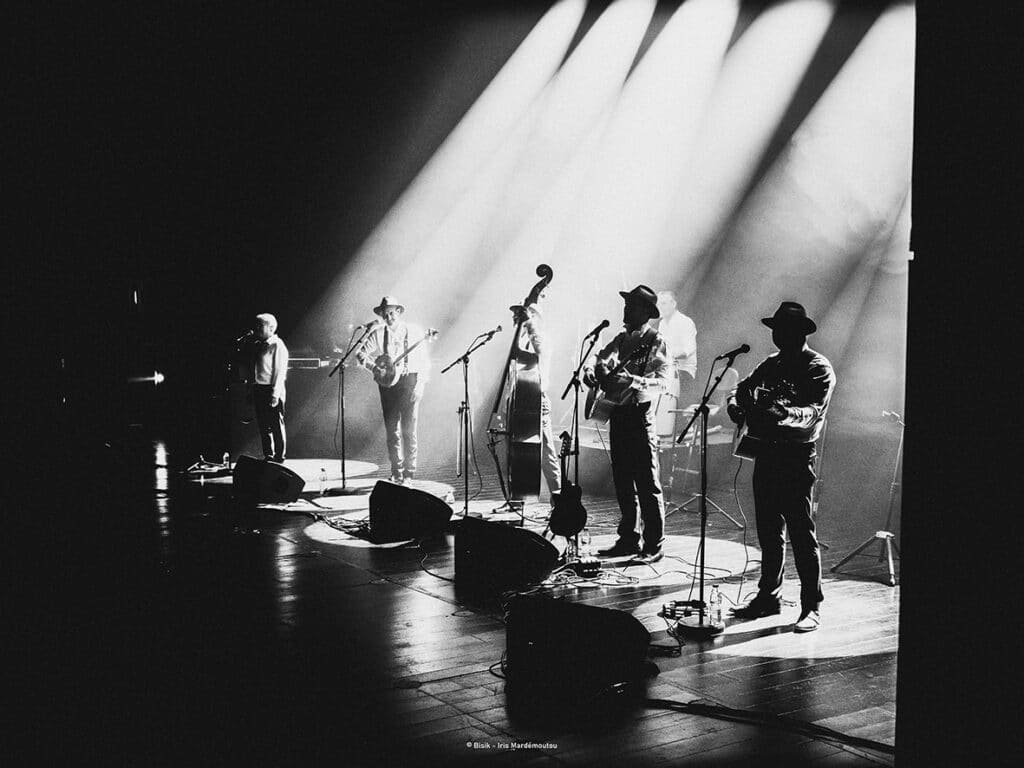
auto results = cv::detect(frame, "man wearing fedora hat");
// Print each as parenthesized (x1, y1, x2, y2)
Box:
(726, 301, 836, 632)
(583, 285, 673, 563)
(357, 296, 431, 483)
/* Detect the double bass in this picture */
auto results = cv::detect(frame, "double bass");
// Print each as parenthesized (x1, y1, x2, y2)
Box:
(490, 264, 553, 503)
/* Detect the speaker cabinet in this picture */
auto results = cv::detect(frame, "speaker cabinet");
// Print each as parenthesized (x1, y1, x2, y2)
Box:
(454, 516, 559, 596)
(368, 481, 453, 543)
(232, 455, 305, 503)
(504, 593, 651, 711)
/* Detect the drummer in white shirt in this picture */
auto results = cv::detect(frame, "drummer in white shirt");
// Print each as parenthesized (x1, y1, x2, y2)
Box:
(653, 290, 697, 440)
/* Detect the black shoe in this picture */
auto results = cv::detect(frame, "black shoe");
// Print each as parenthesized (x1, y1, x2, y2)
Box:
(729, 596, 782, 619)
(637, 550, 663, 564)
(597, 541, 641, 558)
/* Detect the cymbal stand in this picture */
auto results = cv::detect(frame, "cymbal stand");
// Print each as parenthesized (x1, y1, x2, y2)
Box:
(666, 416, 742, 529)
(325, 324, 376, 495)
(831, 412, 903, 586)
(441, 326, 502, 519)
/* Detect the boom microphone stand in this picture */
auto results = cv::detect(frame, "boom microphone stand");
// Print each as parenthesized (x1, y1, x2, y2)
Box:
(324, 324, 376, 496)
(671, 355, 743, 638)
(830, 411, 903, 586)
(441, 325, 502, 519)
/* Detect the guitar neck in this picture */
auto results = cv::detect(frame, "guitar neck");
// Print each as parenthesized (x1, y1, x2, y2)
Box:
(389, 332, 434, 365)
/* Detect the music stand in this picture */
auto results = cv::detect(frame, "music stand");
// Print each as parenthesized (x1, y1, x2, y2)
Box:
(830, 412, 903, 586)
(664, 406, 743, 529)
(324, 325, 376, 496)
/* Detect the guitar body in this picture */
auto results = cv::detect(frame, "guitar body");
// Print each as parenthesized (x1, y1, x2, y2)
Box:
(583, 339, 653, 423)
(506, 348, 542, 501)
(372, 329, 438, 388)
(731, 380, 798, 461)
(372, 354, 400, 388)
(549, 481, 586, 537)
(732, 422, 762, 461)
(584, 384, 631, 424)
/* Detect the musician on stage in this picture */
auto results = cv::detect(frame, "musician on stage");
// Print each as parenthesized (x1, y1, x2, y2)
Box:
(512, 288, 562, 502)
(251, 312, 289, 463)
(654, 289, 697, 439)
(583, 285, 673, 563)
(726, 301, 835, 632)
(356, 296, 430, 484)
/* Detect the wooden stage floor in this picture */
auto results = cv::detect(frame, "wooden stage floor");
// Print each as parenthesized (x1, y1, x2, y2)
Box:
(24, 439, 900, 767)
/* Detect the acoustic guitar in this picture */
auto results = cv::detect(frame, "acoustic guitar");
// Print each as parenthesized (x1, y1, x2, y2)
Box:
(583, 337, 654, 424)
(548, 431, 586, 538)
(371, 329, 438, 387)
(731, 381, 797, 461)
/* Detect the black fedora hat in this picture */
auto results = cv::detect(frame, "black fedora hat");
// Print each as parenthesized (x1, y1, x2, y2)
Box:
(761, 301, 816, 334)
(618, 285, 660, 318)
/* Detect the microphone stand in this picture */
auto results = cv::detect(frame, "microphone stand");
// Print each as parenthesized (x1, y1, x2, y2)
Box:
(556, 331, 601, 561)
(324, 324, 376, 496)
(441, 327, 502, 519)
(671, 356, 739, 638)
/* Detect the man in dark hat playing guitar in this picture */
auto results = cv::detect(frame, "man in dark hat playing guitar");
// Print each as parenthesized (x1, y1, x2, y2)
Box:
(726, 301, 835, 632)
(356, 296, 435, 484)
(583, 285, 672, 564)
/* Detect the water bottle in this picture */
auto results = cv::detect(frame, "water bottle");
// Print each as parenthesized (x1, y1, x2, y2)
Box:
(578, 529, 591, 558)
(709, 585, 722, 626)
(319, 467, 328, 495)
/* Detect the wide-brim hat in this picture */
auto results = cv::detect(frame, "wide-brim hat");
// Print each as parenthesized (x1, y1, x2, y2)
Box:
(761, 301, 816, 334)
(372, 296, 405, 316)
(618, 284, 660, 318)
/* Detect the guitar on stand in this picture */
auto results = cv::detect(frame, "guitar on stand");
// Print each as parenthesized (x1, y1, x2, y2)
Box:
(369, 329, 439, 387)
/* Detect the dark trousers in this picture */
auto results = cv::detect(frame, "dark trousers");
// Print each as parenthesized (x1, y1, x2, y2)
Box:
(253, 385, 286, 461)
(609, 400, 665, 553)
(752, 444, 823, 611)
(379, 373, 420, 478)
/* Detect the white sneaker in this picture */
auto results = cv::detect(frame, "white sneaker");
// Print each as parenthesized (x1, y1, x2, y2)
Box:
(794, 609, 820, 633)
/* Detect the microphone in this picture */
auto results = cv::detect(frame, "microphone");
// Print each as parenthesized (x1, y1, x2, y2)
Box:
(584, 319, 609, 340)
(485, 324, 503, 338)
(235, 329, 254, 343)
(714, 343, 750, 362)
(882, 410, 902, 421)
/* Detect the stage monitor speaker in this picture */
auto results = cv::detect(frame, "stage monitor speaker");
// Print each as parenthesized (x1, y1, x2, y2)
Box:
(504, 593, 651, 711)
(232, 455, 305, 503)
(368, 481, 453, 543)
(454, 516, 559, 595)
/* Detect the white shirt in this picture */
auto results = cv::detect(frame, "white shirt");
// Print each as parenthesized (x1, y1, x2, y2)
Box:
(657, 310, 697, 378)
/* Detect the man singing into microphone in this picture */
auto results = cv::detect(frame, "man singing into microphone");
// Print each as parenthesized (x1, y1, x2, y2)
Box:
(583, 285, 672, 563)
(251, 313, 289, 463)
(726, 301, 835, 632)
(356, 296, 430, 484)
